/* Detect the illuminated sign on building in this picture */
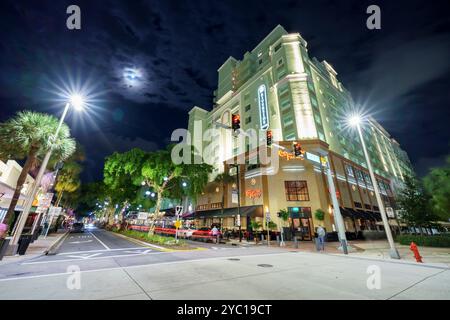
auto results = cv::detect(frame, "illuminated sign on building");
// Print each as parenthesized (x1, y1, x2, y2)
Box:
(258, 84, 269, 131)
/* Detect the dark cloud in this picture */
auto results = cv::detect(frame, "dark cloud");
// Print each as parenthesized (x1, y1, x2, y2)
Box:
(0, 0, 449, 181)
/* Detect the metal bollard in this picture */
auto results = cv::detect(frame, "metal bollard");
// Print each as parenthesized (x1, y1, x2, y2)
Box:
(276, 235, 280, 245)
(261, 234, 264, 241)
(294, 236, 299, 249)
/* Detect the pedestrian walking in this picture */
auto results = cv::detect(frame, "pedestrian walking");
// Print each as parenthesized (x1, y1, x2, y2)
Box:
(211, 225, 219, 243)
(317, 225, 326, 251)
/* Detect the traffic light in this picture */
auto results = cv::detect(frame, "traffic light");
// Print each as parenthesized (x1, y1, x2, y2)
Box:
(293, 142, 302, 157)
(266, 130, 273, 146)
(231, 113, 240, 131)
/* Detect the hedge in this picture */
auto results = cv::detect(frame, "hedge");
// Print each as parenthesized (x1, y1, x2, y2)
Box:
(395, 234, 450, 247)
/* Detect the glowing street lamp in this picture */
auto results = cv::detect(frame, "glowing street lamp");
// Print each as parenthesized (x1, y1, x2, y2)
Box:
(10, 94, 86, 251)
(348, 114, 400, 259)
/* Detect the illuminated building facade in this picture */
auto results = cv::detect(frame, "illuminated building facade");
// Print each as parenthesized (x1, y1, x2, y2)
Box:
(187, 25, 413, 238)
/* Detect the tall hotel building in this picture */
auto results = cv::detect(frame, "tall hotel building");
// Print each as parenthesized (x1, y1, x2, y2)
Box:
(187, 25, 413, 239)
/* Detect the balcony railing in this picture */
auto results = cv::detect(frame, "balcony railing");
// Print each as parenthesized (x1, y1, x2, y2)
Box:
(196, 202, 223, 211)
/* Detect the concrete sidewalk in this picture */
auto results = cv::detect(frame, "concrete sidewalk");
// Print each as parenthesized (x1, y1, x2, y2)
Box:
(225, 238, 450, 266)
(0, 230, 68, 266)
(348, 240, 450, 266)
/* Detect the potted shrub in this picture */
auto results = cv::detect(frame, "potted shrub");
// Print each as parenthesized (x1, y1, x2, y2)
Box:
(314, 209, 325, 222)
(250, 220, 262, 243)
(278, 208, 291, 241)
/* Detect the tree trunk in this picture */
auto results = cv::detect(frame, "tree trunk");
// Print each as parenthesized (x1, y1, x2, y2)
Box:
(148, 192, 163, 236)
(55, 191, 64, 207)
(3, 145, 39, 228)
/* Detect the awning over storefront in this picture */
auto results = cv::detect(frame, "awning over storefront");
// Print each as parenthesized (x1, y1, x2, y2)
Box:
(194, 205, 264, 219)
(339, 207, 381, 221)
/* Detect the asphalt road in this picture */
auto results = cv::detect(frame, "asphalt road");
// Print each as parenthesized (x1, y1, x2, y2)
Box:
(0, 226, 278, 281)
(0, 227, 449, 300)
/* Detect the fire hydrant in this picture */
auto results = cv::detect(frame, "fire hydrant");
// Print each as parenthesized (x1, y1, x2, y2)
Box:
(410, 242, 423, 263)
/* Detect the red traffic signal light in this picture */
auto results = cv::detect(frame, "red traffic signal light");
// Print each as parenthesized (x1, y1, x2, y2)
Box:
(266, 130, 273, 146)
(232, 114, 241, 131)
(293, 142, 302, 157)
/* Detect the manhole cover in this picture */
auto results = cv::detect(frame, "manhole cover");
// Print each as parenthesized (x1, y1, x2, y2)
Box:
(228, 258, 240, 261)
(257, 264, 273, 268)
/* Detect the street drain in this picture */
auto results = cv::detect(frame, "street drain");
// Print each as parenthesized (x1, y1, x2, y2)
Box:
(228, 258, 240, 261)
(257, 264, 273, 268)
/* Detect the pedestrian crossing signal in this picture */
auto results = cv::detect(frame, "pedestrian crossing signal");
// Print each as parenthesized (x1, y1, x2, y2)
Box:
(293, 142, 303, 157)
(266, 130, 273, 146)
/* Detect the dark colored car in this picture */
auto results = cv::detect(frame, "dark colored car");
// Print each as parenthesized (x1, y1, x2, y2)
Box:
(71, 222, 85, 233)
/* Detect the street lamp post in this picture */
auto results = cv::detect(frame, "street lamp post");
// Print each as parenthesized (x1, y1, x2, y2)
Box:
(323, 155, 349, 254)
(350, 116, 400, 259)
(9, 96, 83, 253)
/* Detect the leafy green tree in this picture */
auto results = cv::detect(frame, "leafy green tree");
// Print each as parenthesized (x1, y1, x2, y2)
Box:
(0, 111, 76, 227)
(423, 156, 450, 221)
(54, 143, 85, 207)
(141, 145, 213, 233)
(103, 148, 145, 223)
(397, 176, 439, 234)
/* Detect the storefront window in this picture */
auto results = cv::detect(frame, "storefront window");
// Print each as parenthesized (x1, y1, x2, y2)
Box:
(284, 181, 310, 201)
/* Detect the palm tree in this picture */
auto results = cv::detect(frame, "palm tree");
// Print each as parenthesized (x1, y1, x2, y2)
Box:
(214, 172, 234, 218)
(0, 111, 76, 227)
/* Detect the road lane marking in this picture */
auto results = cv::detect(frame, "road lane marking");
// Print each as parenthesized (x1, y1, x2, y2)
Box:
(58, 247, 140, 255)
(66, 253, 103, 260)
(20, 251, 162, 265)
(69, 240, 93, 244)
(89, 231, 110, 250)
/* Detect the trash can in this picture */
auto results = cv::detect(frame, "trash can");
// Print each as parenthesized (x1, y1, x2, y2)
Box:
(17, 234, 33, 255)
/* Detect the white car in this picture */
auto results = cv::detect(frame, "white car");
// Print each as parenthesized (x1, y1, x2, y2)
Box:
(178, 227, 196, 239)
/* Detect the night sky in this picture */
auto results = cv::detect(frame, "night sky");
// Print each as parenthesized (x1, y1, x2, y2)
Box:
(0, 0, 449, 181)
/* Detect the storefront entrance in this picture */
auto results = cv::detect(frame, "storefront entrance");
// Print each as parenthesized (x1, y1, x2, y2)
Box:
(289, 207, 313, 241)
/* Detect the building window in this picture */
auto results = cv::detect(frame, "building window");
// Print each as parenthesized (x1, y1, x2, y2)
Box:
(245, 116, 251, 124)
(280, 99, 291, 110)
(278, 58, 283, 66)
(258, 58, 263, 65)
(284, 181, 310, 201)
(354, 202, 362, 208)
(245, 104, 251, 112)
(274, 43, 281, 52)
(283, 115, 294, 127)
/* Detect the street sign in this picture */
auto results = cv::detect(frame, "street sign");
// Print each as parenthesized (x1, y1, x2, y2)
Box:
(175, 205, 183, 216)
(174, 220, 182, 228)
(386, 207, 395, 218)
(231, 190, 238, 204)
(235, 214, 241, 227)
(265, 212, 271, 222)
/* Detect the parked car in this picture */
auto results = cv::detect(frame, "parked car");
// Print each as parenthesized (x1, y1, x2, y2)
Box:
(71, 222, 85, 233)
(178, 227, 197, 239)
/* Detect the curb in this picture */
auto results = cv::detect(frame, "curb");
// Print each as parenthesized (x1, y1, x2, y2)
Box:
(44, 231, 70, 255)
